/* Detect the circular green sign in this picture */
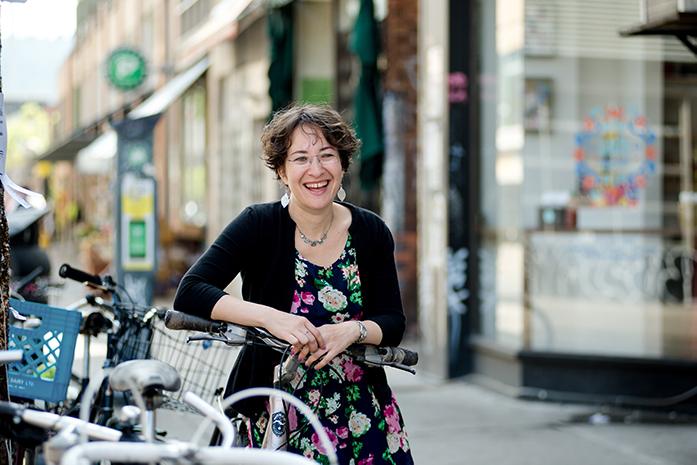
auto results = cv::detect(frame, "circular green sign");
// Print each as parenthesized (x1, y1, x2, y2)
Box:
(106, 48, 147, 91)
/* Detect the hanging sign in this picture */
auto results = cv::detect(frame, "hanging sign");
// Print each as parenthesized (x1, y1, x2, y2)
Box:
(0, 93, 44, 207)
(120, 173, 155, 271)
(106, 47, 147, 91)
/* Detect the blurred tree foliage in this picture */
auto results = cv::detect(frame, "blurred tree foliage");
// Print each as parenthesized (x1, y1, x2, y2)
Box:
(7, 102, 50, 168)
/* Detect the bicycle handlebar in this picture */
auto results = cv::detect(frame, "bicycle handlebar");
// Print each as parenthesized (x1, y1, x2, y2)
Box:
(0, 400, 122, 442)
(164, 309, 227, 333)
(59, 263, 103, 287)
(164, 310, 419, 371)
(350, 345, 419, 368)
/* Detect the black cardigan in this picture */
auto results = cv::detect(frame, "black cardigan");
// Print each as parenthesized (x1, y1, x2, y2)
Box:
(173, 201, 406, 415)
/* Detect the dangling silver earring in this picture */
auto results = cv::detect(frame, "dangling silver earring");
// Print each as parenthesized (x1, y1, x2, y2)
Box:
(337, 185, 346, 202)
(281, 188, 290, 208)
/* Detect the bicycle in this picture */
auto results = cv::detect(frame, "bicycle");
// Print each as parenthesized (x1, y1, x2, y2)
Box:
(0, 351, 239, 464)
(0, 348, 331, 465)
(91, 359, 336, 464)
(60, 381, 335, 465)
(57, 263, 164, 425)
(0, 346, 119, 465)
(163, 309, 418, 462)
(57, 263, 237, 429)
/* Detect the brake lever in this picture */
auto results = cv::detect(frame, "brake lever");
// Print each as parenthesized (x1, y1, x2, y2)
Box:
(390, 363, 416, 375)
(278, 355, 302, 389)
(186, 335, 230, 344)
(223, 325, 248, 344)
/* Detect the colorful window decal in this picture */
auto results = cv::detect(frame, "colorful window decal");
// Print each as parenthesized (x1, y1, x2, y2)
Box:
(575, 106, 656, 207)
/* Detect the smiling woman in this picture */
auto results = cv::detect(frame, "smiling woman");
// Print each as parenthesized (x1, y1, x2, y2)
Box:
(174, 104, 414, 464)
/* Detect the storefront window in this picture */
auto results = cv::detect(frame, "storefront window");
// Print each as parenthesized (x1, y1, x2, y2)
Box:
(477, 0, 697, 360)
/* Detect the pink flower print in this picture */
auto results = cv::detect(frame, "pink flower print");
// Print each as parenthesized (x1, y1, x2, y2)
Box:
(300, 307, 309, 313)
(341, 358, 364, 382)
(288, 406, 298, 431)
(341, 263, 360, 285)
(336, 426, 349, 439)
(311, 428, 338, 454)
(387, 432, 401, 453)
(290, 291, 301, 314)
(331, 313, 348, 323)
(384, 403, 401, 433)
(307, 389, 321, 406)
(358, 454, 374, 465)
(400, 431, 410, 451)
(300, 292, 315, 305)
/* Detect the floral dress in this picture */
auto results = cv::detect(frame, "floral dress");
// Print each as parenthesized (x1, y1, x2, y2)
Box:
(247, 235, 414, 465)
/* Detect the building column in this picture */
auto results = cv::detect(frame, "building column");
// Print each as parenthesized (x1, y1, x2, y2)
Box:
(417, 0, 449, 378)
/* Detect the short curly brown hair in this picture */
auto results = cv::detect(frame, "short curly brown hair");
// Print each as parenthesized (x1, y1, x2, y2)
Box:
(261, 104, 361, 179)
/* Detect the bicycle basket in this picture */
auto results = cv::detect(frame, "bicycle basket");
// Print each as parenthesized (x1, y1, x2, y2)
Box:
(8, 298, 82, 403)
(148, 318, 238, 410)
(112, 314, 155, 364)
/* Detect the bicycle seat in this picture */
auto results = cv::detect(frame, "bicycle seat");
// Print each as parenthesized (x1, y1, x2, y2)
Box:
(109, 359, 181, 394)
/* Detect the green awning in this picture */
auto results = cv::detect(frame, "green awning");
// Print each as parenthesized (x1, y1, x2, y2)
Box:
(267, 1, 294, 113)
(350, 0, 384, 191)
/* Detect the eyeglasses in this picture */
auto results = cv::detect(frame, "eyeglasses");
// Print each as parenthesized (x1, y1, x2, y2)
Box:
(287, 153, 340, 168)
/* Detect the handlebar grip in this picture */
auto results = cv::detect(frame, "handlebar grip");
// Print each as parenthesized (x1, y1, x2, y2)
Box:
(380, 347, 419, 366)
(59, 263, 102, 286)
(164, 310, 225, 333)
(0, 400, 22, 417)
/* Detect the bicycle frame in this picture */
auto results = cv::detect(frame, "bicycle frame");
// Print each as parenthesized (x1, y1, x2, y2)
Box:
(61, 442, 319, 465)
(0, 389, 234, 465)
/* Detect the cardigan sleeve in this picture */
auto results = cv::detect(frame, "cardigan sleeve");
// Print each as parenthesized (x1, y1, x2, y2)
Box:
(173, 206, 258, 319)
(360, 215, 406, 347)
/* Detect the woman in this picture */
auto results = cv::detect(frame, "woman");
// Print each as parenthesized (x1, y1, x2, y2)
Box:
(173, 104, 413, 464)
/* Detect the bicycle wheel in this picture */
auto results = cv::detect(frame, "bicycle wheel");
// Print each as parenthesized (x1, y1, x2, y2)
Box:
(89, 377, 114, 426)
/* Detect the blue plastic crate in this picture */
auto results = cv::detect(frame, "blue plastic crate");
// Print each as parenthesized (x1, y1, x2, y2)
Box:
(8, 298, 82, 403)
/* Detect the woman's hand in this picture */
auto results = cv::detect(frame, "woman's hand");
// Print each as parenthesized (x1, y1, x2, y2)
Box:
(264, 311, 325, 353)
(300, 320, 361, 370)
(210, 297, 326, 352)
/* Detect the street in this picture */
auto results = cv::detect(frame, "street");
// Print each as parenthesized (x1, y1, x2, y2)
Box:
(391, 373, 697, 465)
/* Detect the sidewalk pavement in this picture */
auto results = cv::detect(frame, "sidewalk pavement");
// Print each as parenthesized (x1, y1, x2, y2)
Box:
(387, 370, 697, 465)
(160, 367, 697, 465)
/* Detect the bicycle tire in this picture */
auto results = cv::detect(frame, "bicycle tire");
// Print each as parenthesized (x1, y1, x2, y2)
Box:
(89, 377, 113, 426)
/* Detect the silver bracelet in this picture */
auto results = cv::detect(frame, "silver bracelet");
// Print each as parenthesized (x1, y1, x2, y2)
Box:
(355, 320, 368, 344)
